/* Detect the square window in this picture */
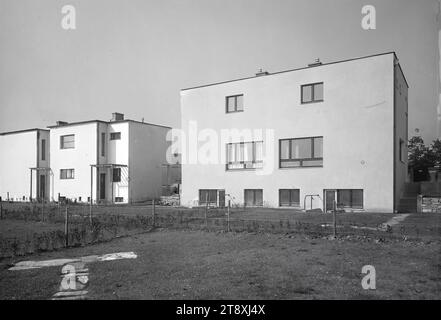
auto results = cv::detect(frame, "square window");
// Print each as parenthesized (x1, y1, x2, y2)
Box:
(60, 135, 75, 149)
(110, 132, 121, 140)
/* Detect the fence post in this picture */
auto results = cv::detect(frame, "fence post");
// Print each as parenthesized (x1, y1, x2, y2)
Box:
(417, 194, 423, 214)
(64, 205, 69, 247)
(227, 200, 230, 232)
(152, 199, 156, 227)
(0, 196, 3, 220)
(333, 200, 337, 238)
(205, 194, 208, 228)
(41, 199, 45, 222)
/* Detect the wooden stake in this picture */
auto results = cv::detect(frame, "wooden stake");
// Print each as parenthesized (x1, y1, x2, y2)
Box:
(65, 206, 69, 247)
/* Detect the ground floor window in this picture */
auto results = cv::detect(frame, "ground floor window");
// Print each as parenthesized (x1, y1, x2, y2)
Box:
(337, 189, 363, 209)
(115, 197, 124, 203)
(244, 189, 263, 207)
(279, 189, 300, 207)
(199, 189, 218, 206)
(60, 169, 75, 179)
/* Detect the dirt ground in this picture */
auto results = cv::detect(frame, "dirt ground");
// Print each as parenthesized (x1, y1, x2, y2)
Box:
(0, 228, 440, 300)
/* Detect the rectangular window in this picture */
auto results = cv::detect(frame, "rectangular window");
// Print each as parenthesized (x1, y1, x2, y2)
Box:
(279, 189, 300, 207)
(41, 139, 46, 161)
(244, 189, 263, 207)
(399, 139, 405, 162)
(115, 197, 124, 203)
(226, 94, 244, 113)
(280, 137, 323, 168)
(110, 132, 121, 140)
(301, 82, 324, 104)
(101, 133, 105, 156)
(112, 168, 121, 182)
(199, 189, 218, 206)
(226, 141, 264, 170)
(60, 169, 75, 180)
(60, 135, 75, 149)
(336, 189, 363, 209)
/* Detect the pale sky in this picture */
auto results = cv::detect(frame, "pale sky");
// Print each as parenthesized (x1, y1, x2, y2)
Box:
(0, 0, 439, 143)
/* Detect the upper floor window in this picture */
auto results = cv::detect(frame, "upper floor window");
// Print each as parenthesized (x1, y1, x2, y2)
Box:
(60, 169, 75, 179)
(110, 132, 121, 140)
(301, 82, 324, 104)
(60, 135, 75, 149)
(226, 141, 263, 170)
(41, 139, 46, 160)
(399, 139, 405, 163)
(226, 94, 244, 113)
(280, 137, 323, 168)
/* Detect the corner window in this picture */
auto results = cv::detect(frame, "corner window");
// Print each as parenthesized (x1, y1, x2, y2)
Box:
(226, 141, 263, 170)
(244, 189, 263, 207)
(226, 94, 244, 113)
(60, 169, 75, 179)
(112, 168, 121, 182)
(110, 132, 121, 140)
(280, 137, 323, 168)
(279, 189, 300, 207)
(60, 135, 75, 149)
(301, 82, 324, 104)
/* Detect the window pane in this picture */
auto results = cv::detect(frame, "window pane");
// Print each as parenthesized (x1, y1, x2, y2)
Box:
(302, 160, 323, 167)
(291, 138, 311, 159)
(352, 190, 363, 208)
(314, 83, 324, 101)
(302, 85, 312, 103)
(337, 190, 351, 207)
(238, 144, 244, 162)
(313, 137, 323, 158)
(227, 96, 235, 112)
(279, 190, 290, 206)
(227, 144, 234, 162)
(236, 95, 244, 111)
(280, 140, 290, 160)
(255, 142, 263, 162)
(255, 190, 263, 206)
(291, 189, 300, 205)
(280, 160, 301, 168)
(244, 190, 254, 206)
(244, 143, 253, 162)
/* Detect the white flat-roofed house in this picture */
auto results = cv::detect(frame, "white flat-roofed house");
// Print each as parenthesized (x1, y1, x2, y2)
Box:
(180, 52, 409, 213)
(49, 113, 172, 204)
(0, 129, 50, 202)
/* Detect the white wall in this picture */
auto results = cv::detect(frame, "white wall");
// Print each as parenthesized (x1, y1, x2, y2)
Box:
(0, 131, 38, 201)
(50, 123, 99, 202)
(129, 122, 171, 202)
(181, 53, 397, 212)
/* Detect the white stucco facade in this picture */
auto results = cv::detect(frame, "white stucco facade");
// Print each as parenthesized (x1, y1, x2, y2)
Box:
(0, 129, 50, 201)
(180, 52, 408, 212)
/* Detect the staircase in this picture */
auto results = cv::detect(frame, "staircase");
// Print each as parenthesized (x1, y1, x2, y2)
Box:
(397, 182, 420, 213)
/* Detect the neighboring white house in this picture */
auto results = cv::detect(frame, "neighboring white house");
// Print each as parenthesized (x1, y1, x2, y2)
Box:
(0, 128, 50, 202)
(180, 52, 409, 213)
(48, 113, 172, 204)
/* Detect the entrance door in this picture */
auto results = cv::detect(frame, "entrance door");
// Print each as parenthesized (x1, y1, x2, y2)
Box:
(218, 190, 226, 208)
(39, 174, 46, 201)
(100, 173, 106, 200)
(325, 190, 336, 213)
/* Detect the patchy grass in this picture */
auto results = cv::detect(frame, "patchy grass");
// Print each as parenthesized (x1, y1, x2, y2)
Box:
(0, 229, 440, 300)
(0, 219, 64, 240)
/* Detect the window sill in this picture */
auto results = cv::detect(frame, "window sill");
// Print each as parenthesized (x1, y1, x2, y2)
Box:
(279, 166, 323, 169)
(226, 110, 244, 114)
(300, 100, 324, 105)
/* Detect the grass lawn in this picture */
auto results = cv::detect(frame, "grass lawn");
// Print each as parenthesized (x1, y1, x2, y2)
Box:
(0, 219, 64, 240)
(0, 228, 440, 300)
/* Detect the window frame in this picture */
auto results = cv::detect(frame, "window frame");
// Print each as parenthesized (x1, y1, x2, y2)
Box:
(60, 134, 75, 149)
(110, 132, 121, 140)
(399, 139, 405, 163)
(244, 189, 263, 207)
(301, 82, 324, 104)
(279, 136, 323, 168)
(226, 141, 264, 171)
(199, 189, 218, 206)
(279, 189, 300, 207)
(41, 139, 46, 161)
(336, 189, 364, 209)
(225, 94, 244, 113)
(101, 133, 106, 157)
(60, 169, 75, 180)
(112, 168, 121, 182)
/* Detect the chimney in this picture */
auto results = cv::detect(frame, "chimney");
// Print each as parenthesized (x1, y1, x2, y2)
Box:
(255, 68, 270, 77)
(308, 58, 322, 67)
(56, 121, 68, 126)
(111, 112, 124, 122)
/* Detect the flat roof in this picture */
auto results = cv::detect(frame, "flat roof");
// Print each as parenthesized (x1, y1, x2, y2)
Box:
(181, 51, 409, 91)
(47, 119, 171, 130)
(0, 128, 49, 136)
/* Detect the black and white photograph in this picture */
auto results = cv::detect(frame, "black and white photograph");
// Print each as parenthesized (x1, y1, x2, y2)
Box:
(0, 0, 440, 309)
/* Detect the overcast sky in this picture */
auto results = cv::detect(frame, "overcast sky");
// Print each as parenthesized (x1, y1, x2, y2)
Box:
(0, 0, 439, 143)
